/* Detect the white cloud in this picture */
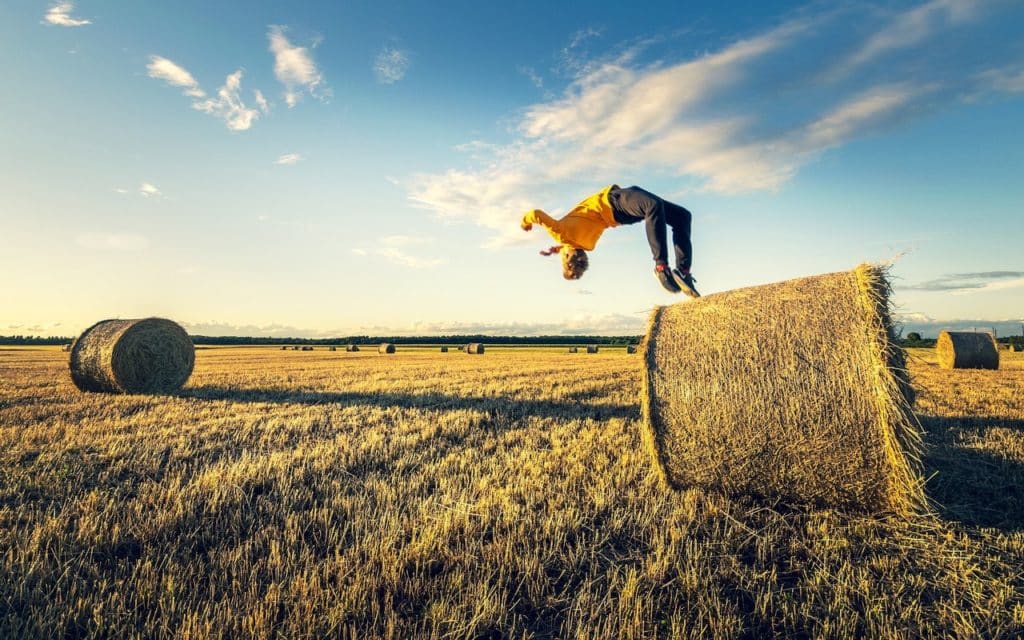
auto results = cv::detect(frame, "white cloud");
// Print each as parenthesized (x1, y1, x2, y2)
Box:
(43, 2, 90, 27)
(113, 188, 129, 194)
(406, 4, 1022, 246)
(518, 66, 544, 89)
(147, 56, 205, 98)
(836, 0, 981, 76)
(148, 57, 262, 131)
(76, 232, 150, 251)
(268, 25, 326, 106)
(977, 64, 1024, 94)
(380, 235, 429, 247)
(374, 47, 410, 84)
(138, 182, 162, 197)
(191, 70, 262, 131)
(274, 153, 302, 165)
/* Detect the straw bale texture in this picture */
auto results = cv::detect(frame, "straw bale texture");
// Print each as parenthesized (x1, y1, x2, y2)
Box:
(378, 343, 396, 354)
(586, 345, 599, 354)
(69, 318, 194, 394)
(936, 331, 999, 370)
(641, 264, 923, 514)
(466, 343, 485, 355)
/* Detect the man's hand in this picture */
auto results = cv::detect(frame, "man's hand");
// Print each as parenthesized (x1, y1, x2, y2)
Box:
(521, 221, 533, 231)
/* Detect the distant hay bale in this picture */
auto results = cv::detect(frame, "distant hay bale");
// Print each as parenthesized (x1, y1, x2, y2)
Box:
(378, 343, 395, 354)
(69, 318, 194, 394)
(1013, 344, 1024, 353)
(936, 331, 999, 370)
(301, 346, 314, 351)
(586, 345, 599, 354)
(346, 344, 360, 352)
(292, 346, 300, 351)
(440, 346, 449, 353)
(61, 344, 72, 352)
(568, 347, 578, 353)
(280, 346, 288, 351)
(329, 346, 337, 351)
(641, 264, 923, 514)
(626, 345, 637, 354)
(466, 343, 485, 354)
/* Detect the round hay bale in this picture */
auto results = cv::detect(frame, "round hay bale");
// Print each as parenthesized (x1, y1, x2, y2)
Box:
(378, 343, 395, 354)
(301, 346, 314, 351)
(61, 344, 72, 352)
(440, 346, 449, 353)
(69, 318, 194, 394)
(329, 346, 337, 352)
(642, 264, 923, 514)
(346, 344, 360, 352)
(936, 331, 998, 370)
(280, 346, 288, 351)
(626, 344, 637, 354)
(466, 343, 485, 354)
(1013, 344, 1024, 353)
(586, 345, 599, 354)
(292, 346, 300, 351)
(568, 347, 578, 353)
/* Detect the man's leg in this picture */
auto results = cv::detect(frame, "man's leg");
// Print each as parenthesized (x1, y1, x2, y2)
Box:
(614, 186, 669, 265)
(664, 201, 692, 272)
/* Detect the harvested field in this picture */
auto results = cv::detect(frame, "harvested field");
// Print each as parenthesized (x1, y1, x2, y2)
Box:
(1, 346, 1022, 638)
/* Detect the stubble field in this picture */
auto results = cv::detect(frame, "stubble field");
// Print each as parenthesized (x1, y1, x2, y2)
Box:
(1, 345, 1022, 638)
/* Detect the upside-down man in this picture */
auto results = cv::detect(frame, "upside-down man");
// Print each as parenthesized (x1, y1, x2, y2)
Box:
(520, 184, 699, 296)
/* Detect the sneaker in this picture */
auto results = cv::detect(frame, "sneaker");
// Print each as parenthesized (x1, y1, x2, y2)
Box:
(654, 264, 682, 293)
(671, 269, 700, 298)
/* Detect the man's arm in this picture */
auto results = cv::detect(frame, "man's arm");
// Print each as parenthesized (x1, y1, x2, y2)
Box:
(521, 209, 561, 233)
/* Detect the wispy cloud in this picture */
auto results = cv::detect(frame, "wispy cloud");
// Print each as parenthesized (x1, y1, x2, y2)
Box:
(43, 2, 90, 27)
(406, 3, 1024, 246)
(901, 271, 1024, 292)
(268, 25, 326, 107)
(147, 56, 204, 98)
(352, 236, 445, 268)
(274, 153, 303, 165)
(76, 232, 150, 251)
(192, 70, 262, 131)
(374, 47, 410, 84)
(138, 182, 162, 198)
(148, 56, 263, 131)
(518, 65, 545, 89)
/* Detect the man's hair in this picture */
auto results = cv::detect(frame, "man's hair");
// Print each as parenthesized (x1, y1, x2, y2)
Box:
(561, 246, 589, 280)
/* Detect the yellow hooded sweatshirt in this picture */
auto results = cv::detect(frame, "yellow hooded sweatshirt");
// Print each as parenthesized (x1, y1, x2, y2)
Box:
(522, 185, 619, 251)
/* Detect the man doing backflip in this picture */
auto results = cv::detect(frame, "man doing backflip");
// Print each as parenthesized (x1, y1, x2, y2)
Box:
(521, 184, 699, 296)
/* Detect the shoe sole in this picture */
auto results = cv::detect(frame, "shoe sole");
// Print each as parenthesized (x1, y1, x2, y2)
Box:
(654, 270, 682, 293)
(671, 270, 700, 298)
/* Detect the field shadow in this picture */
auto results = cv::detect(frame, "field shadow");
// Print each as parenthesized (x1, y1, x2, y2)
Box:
(179, 385, 639, 423)
(919, 414, 1024, 532)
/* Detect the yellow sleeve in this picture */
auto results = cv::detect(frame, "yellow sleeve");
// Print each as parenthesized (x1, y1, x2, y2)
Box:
(523, 209, 563, 237)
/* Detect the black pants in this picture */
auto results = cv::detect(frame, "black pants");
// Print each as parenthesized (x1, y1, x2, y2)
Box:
(609, 186, 692, 270)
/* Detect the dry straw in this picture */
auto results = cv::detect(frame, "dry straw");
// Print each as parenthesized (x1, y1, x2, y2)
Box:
(936, 331, 999, 370)
(466, 343, 485, 354)
(379, 343, 396, 354)
(69, 318, 194, 394)
(641, 264, 924, 514)
(586, 345, 599, 354)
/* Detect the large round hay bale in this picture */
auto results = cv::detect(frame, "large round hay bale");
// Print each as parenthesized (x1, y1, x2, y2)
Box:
(568, 346, 578, 353)
(466, 343, 485, 354)
(1013, 344, 1024, 353)
(642, 264, 922, 514)
(440, 346, 449, 353)
(69, 318, 194, 394)
(936, 331, 998, 370)
(586, 345, 599, 354)
(346, 344, 360, 352)
(626, 345, 637, 354)
(379, 343, 395, 354)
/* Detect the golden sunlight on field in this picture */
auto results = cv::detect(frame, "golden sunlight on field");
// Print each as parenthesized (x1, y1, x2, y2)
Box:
(1, 346, 1022, 638)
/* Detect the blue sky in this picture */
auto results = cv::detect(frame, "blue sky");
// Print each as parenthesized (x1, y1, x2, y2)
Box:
(1, 0, 1023, 338)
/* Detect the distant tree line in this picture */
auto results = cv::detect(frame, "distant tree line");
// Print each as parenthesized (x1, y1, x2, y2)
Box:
(0, 334, 643, 346)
